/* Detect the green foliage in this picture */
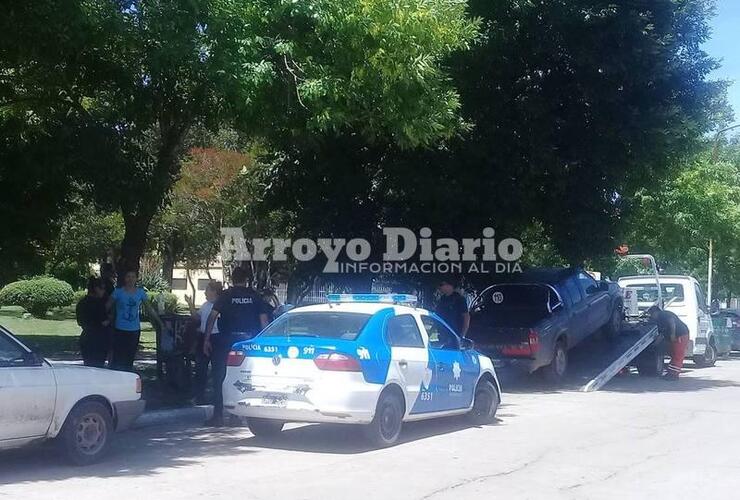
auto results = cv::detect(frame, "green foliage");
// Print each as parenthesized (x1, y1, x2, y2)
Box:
(143, 291, 181, 320)
(0, 277, 75, 317)
(72, 289, 87, 305)
(2, 0, 477, 272)
(626, 148, 740, 299)
(248, 0, 730, 293)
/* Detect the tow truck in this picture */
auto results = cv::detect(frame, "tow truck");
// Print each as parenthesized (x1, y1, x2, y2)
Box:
(579, 254, 665, 392)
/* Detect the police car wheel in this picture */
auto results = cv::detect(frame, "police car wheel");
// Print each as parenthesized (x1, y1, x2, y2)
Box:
(246, 418, 284, 437)
(467, 380, 499, 425)
(365, 391, 404, 447)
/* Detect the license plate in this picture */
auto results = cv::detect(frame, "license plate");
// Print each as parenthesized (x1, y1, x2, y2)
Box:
(261, 393, 287, 407)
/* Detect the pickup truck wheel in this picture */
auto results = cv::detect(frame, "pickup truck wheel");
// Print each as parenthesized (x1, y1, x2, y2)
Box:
(246, 418, 284, 437)
(364, 390, 404, 448)
(636, 347, 663, 377)
(58, 401, 113, 466)
(467, 380, 499, 425)
(542, 341, 568, 384)
(693, 342, 717, 368)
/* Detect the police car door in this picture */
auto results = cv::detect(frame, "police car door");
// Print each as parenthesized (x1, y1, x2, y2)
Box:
(422, 315, 476, 411)
(385, 313, 433, 414)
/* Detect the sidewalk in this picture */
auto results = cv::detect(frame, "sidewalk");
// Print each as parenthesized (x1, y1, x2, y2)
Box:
(132, 405, 214, 429)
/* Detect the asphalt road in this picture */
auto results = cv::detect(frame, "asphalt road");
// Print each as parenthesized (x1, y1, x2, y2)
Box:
(2, 356, 740, 500)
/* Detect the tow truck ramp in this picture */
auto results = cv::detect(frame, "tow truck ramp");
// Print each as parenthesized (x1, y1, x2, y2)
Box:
(581, 324, 660, 392)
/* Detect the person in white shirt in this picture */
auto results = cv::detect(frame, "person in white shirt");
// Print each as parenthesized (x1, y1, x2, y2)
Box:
(191, 280, 222, 404)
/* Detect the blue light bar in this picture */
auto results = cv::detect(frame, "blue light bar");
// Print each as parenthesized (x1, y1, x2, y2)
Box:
(326, 293, 418, 305)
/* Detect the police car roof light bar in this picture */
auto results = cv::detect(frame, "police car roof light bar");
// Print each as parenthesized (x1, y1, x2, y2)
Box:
(326, 293, 418, 305)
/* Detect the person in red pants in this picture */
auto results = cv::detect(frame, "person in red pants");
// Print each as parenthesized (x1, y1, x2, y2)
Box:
(647, 306, 690, 380)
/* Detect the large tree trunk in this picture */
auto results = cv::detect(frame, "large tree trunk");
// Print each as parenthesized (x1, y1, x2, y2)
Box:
(116, 118, 189, 275)
(117, 211, 156, 273)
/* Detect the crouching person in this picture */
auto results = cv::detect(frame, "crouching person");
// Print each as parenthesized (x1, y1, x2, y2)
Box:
(647, 305, 690, 380)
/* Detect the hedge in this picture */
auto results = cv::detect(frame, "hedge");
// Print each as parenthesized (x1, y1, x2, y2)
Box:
(0, 277, 75, 317)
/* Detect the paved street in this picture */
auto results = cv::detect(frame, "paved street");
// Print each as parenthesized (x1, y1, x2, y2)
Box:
(2, 357, 740, 500)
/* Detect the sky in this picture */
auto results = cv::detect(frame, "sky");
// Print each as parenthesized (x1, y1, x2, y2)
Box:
(704, 0, 740, 126)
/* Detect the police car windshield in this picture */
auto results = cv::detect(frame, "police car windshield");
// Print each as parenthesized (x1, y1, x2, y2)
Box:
(259, 312, 372, 340)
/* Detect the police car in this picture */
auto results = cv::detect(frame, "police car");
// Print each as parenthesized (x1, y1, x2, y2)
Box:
(222, 294, 501, 446)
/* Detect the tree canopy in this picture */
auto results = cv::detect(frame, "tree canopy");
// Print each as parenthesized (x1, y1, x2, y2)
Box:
(1, 0, 477, 273)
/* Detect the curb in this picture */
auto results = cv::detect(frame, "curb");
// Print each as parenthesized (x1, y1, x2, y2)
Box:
(132, 405, 214, 429)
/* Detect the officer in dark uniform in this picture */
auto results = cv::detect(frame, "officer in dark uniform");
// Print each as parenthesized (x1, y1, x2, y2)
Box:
(436, 278, 470, 337)
(203, 267, 270, 426)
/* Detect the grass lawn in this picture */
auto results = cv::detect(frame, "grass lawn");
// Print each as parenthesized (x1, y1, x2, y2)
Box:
(0, 306, 156, 359)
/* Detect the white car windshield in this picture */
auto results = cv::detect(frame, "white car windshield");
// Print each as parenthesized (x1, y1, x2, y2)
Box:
(259, 312, 372, 340)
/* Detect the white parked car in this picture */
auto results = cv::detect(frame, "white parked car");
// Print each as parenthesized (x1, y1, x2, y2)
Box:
(618, 275, 725, 367)
(223, 294, 501, 447)
(0, 326, 145, 464)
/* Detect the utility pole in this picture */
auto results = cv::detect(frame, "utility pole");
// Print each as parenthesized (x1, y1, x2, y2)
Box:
(708, 238, 713, 307)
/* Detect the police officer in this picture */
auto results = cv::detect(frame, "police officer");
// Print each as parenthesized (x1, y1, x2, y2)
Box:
(647, 305, 690, 380)
(203, 267, 270, 426)
(436, 278, 470, 337)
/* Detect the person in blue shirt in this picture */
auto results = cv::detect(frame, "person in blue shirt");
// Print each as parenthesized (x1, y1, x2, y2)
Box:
(107, 269, 161, 372)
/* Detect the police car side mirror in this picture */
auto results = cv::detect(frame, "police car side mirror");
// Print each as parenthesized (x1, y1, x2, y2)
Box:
(460, 338, 474, 350)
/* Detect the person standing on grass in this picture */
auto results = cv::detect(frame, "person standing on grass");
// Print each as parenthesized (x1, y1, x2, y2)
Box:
(188, 280, 223, 405)
(76, 277, 111, 367)
(108, 269, 161, 372)
(203, 267, 270, 426)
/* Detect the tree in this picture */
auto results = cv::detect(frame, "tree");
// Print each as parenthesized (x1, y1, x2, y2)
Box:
(626, 149, 740, 302)
(45, 204, 124, 288)
(248, 0, 729, 291)
(150, 144, 248, 286)
(1, 0, 478, 273)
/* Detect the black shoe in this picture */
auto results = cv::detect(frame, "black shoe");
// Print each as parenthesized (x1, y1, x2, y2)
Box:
(662, 373, 679, 381)
(205, 415, 224, 427)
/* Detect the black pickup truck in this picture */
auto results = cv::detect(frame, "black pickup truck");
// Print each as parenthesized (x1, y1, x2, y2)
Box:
(467, 268, 623, 383)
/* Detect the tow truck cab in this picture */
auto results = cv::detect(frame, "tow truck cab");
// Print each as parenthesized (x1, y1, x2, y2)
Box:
(617, 275, 730, 365)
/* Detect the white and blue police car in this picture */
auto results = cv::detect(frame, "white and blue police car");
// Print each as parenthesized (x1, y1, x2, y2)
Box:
(222, 294, 501, 446)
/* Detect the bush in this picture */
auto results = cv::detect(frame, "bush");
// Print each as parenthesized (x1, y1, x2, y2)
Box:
(72, 289, 87, 305)
(138, 269, 170, 293)
(142, 291, 182, 321)
(0, 277, 75, 317)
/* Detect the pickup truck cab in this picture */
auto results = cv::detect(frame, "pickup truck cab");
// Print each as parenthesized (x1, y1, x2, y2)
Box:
(0, 326, 145, 464)
(617, 275, 729, 367)
(468, 268, 623, 383)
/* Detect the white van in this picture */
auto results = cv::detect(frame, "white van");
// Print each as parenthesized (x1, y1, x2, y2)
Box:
(617, 275, 722, 367)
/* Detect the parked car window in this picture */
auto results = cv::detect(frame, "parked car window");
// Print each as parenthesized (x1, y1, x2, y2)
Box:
(578, 272, 599, 295)
(0, 333, 28, 368)
(385, 315, 425, 348)
(563, 278, 583, 305)
(422, 316, 459, 350)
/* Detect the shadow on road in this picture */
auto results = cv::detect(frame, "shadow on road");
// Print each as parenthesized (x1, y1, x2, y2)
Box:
(0, 425, 256, 486)
(242, 415, 504, 455)
(0, 413, 506, 482)
(601, 373, 740, 393)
